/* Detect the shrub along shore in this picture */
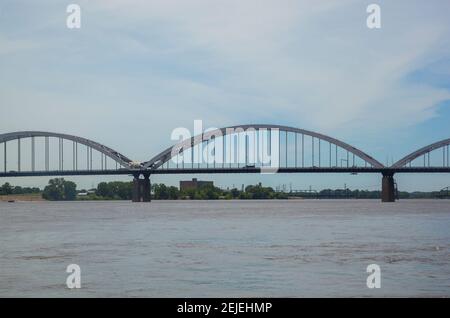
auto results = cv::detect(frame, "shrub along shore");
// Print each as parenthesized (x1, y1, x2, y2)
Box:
(0, 179, 447, 201)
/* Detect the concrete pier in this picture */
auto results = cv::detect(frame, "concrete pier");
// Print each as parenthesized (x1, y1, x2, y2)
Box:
(142, 174, 151, 202)
(132, 176, 141, 202)
(132, 174, 151, 202)
(381, 173, 396, 202)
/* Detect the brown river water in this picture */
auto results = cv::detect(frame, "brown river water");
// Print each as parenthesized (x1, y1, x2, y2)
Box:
(0, 199, 449, 297)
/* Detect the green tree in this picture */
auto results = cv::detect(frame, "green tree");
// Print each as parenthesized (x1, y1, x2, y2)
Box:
(244, 184, 274, 199)
(94, 181, 132, 200)
(96, 182, 111, 198)
(42, 178, 77, 201)
(153, 184, 169, 199)
(116, 182, 132, 200)
(230, 188, 240, 198)
(167, 186, 179, 200)
(1, 182, 13, 195)
(63, 181, 77, 200)
(42, 178, 64, 200)
(203, 184, 220, 199)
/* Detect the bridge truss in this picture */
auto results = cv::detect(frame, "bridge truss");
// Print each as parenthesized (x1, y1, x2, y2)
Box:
(0, 126, 449, 202)
(143, 124, 384, 171)
(0, 131, 133, 174)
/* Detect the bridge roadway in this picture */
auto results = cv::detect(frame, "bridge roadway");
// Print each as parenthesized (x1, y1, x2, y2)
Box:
(1, 167, 449, 178)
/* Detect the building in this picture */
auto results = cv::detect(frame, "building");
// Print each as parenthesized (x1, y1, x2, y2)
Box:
(180, 178, 214, 191)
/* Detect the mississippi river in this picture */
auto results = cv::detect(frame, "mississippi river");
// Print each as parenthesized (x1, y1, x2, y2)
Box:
(0, 200, 449, 297)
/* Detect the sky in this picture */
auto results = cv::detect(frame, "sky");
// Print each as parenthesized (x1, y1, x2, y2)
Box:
(0, 0, 449, 191)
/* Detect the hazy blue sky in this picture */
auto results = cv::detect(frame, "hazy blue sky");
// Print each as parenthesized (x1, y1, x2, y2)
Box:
(0, 0, 449, 191)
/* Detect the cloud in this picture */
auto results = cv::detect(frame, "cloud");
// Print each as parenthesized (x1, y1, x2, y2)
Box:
(83, 0, 450, 132)
(0, 36, 39, 55)
(0, 0, 449, 152)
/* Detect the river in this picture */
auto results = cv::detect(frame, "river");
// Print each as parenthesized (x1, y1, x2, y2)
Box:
(0, 200, 449, 297)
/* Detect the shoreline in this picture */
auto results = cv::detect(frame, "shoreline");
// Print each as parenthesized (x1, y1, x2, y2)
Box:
(0, 194, 44, 202)
(1, 197, 449, 203)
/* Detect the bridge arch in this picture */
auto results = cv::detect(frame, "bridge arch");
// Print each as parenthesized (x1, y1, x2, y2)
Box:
(143, 124, 384, 169)
(392, 138, 450, 168)
(0, 131, 134, 169)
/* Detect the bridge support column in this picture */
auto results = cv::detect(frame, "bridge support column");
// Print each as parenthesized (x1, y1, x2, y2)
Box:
(132, 174, 141, 202)
(132, 173, 151, 202)
(141, 174, 151, 202)
(381, 173, 396, 202)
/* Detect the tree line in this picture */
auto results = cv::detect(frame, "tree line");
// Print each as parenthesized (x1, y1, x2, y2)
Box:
(0, 183, 40, 195)
(1, 179, 448, 201)
(153, 183, 289, 200)
(87, 182, 289, 200)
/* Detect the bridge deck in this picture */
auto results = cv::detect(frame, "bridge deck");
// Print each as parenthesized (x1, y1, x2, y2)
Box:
(1, 167, 449, 177)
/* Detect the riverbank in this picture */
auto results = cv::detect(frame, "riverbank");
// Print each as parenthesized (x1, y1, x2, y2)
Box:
(0, 194, 44, 202)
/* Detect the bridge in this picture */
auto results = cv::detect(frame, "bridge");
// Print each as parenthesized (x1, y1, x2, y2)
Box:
(438, 186, 450, 199)
(0, 125, 449, 202)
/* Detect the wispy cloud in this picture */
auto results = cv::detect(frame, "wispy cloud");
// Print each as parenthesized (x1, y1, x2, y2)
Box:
(0, 0, 449, 154)
(81, 0, 450, 132)
(0, 35, 40, 55)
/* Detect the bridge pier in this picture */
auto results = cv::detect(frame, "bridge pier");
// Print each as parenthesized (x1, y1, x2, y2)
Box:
(132, 175, 141, 202)
(142, 174, 151, 202)
(132, 173, 151, 202)
(381, 172, 396, 202)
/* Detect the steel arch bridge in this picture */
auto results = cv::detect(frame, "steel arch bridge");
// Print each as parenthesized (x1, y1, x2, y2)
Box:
(438, 186, 450, 199)
(392, 138, 450, 168)
(142, 124, 384, 170)
(0, 131, 134, 171)
(0, 125, 449, 202)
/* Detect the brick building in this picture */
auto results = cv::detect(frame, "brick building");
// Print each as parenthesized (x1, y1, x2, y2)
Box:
(179, 178, 214, 191)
